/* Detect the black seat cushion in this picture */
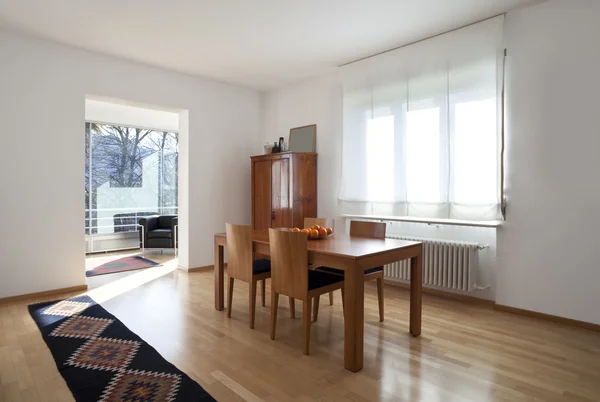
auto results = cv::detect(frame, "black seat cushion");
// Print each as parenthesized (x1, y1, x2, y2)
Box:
(253, 259, 271, 275)
(147, 229, 173, 239)
(320, 266, 383, 275)
(365, 266, 384, 275)
(308, 270, 344, 291)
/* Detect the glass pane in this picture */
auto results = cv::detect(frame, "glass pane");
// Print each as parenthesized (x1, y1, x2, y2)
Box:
(85, 124, 178, 235)
(366, 115, 395, 202)
(85, 122, 90, 235)
(406, 107, 440, 202)
(453, 98, 497, 204)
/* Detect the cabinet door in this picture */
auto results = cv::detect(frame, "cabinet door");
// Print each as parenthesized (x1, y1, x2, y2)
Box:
(252, 160, 272, 229)
(290, 154, 317, 228)
(271, 158, 291, 228)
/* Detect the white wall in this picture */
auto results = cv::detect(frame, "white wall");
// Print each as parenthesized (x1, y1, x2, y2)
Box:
(264, 74, 343, 228)
(498, 0, 600, 324)
(85, 99, 179, 132)
(0, 28, 262, 298)
(263, 0, 600, 321)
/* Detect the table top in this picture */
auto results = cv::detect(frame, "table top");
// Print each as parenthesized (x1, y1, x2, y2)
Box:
(215, 229, 421, 259)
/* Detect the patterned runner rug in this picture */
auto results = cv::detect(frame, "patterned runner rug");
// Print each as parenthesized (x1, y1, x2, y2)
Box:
(86, 255, 161, 277)
(29, 296, 215, 401)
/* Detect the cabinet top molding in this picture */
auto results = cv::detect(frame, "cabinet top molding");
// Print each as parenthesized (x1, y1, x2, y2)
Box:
(251, 152, 317, 160)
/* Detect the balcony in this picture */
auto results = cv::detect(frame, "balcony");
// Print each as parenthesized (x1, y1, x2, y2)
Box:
(85, 206, 178, 253)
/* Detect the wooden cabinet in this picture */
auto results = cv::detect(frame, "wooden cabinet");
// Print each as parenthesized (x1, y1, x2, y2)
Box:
(251, 152, 317, 230)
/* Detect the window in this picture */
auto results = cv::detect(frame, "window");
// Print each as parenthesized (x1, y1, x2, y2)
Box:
(85, 123, 178, 235)
(339, 16, 503, 221)
(366, 115, 395, 202)
(406, 107, 441, 203)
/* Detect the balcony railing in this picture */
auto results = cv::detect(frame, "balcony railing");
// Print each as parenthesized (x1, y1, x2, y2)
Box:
(85, 206, 178, 236)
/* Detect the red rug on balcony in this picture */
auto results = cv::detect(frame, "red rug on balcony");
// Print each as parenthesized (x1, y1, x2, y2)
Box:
(86, 256, 160, 277)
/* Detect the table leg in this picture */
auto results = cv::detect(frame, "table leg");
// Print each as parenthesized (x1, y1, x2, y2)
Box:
(214, 241, 224, 311)
(344, 263, 364, 372)
(410, 246, 423, 336)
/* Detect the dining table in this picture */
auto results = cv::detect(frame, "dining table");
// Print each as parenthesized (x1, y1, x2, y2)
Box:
(214, 229, 423, 372)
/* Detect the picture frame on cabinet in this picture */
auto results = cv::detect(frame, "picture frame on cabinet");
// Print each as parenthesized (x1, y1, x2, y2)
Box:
(289, 124, 316, 153)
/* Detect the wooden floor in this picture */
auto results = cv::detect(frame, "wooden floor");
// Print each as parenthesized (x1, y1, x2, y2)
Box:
(1, 256, 600, 401)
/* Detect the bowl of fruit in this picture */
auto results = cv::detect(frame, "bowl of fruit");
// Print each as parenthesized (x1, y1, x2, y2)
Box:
(291, 225, 334, 240)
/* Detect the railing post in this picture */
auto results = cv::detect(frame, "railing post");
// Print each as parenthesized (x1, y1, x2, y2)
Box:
(174, 225, 178, 256)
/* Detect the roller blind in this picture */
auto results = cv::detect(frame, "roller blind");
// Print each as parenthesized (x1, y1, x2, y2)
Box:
(338, 16, 504, 221)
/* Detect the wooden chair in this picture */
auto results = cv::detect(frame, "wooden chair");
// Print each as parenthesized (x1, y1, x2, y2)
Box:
(226, 223, 271, 329)
(268, 228, 344, 355)
(318, 220, 386, 322)
(303, 217, 336, 307)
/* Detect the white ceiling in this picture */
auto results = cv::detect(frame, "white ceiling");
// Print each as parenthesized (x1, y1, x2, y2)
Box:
(0, 0, 542, 90)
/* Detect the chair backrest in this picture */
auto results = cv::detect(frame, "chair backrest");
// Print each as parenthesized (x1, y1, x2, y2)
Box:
(157, 215, 177, 229)
(303, 217, 335, 230)
(269, 228, 308, 300)
(140, 216, 158, 232)
(226, 223, 253, 282)
(349, 220, 386, 239)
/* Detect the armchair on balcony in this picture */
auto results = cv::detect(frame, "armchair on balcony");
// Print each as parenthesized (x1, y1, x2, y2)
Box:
(138, 215, 178, 250)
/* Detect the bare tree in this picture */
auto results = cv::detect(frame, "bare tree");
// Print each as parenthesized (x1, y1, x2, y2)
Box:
(90, 124, 154, 188)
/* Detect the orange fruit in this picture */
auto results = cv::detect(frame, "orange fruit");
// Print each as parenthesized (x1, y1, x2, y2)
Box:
(310, 229, 319, 238)
(301, 228, 311, 236)
(312, 224, 321, 230)
(318, 227, 327, 237)
(292, 227, 300, 232)
(326, 227, 333, 235)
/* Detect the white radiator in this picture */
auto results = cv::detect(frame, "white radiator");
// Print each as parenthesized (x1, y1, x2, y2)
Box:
(385, 236, 479, 292)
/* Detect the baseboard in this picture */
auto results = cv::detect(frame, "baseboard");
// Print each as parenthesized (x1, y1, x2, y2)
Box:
(179, 265, 215, 273)
(383, 280, 599, 332)
(86, 247, 140, 256)
(493, 303, 600, 332)
(0, 285, 88, 304)
(383, 279, 494, 306)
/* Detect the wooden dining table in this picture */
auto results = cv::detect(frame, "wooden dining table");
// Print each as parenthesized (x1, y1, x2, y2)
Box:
(214, 229, 423, 372)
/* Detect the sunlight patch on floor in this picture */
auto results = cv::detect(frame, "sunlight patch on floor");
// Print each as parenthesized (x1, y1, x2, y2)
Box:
(85, 256, 179, 304)
(210, 370, 264, 402)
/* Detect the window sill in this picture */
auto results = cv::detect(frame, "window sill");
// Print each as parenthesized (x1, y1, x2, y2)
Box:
(341, 214, 503, 228)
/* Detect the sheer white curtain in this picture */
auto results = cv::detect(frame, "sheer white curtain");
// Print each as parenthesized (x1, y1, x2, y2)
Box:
(339, 17, 504, 221)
